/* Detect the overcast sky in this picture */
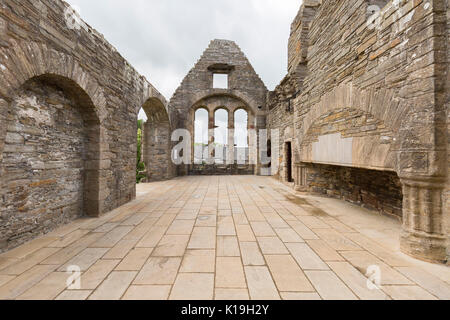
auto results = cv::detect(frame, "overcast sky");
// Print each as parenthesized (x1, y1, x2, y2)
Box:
(67, 0, 301, 90)
(65, 0, 302, 119)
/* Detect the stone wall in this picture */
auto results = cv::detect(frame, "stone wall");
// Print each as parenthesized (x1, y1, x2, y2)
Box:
(287, 0, 321, 73)
(170, 39, 268, 124)
(143, 121, 173, 181)
(444, 0, 449, 258)
(142, 98, 176, 182)
(0, 0, 171, 252)
(303, 163, 403, 219)
(170, 39, 268, 175)
(301, 107, 395, 170)
(1, 78, 87, 249)
(267, 0, 318, 182)
(0, 0, 448, 264)
(269, 0, 449, 263)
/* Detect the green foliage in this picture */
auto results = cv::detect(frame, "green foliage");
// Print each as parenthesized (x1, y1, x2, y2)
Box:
(136, 120, 146, 184)
(137, 119, 144, 130)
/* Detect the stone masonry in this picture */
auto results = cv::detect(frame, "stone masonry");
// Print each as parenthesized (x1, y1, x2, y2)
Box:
(0, 0, 448, 266)
(0, 0, 174, 252)
(268, 0, 449, 263)
(1, 176, 450, 300)
(169, 39, 268, 176)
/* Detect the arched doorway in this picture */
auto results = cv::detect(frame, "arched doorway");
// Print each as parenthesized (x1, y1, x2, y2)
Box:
(141, 98, 173, 182)
(285, 141, 293, 183)
(0, 74, 100, 251)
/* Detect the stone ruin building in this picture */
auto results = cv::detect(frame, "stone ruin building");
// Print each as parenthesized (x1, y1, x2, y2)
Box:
(0, 0, 448, 267)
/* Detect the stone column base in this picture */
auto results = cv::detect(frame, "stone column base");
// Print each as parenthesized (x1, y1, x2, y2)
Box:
(399, 176, 448, 264)
(401, 230, 448, 264)
(294, 185, 307, 192)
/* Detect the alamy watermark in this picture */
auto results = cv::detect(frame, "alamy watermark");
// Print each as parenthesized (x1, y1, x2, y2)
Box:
(66, 265, 81, 290)
(366, 265, 382, 290)
(366, 0, 402, 31)
(169, 128, 280, 171)
(64, 4, 83, 31)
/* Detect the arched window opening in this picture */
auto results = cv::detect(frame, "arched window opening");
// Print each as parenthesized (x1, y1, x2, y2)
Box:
(0, 74, 101, 251)
(138, 107, 148, 122)
(214, 109, 228, 164)
(194, 108, 209, 164)
(136, 110, 146, 184)
(141, 99, 172, 182)
(234, 109, 248, 165)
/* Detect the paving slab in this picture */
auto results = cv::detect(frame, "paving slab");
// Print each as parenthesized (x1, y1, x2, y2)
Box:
(1, 176, 447, 300)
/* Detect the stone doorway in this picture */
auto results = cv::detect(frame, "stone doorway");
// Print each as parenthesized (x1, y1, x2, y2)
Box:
(0, 75, 101, 252)
(140, 98, 174, 182)
(285, 142, 293, 183)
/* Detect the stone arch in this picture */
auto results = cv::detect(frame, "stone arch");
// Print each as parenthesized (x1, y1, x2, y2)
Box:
(139, 84, 173, 127)
(233, 107, 251, 138)
(0, 41, 107, 123)
(298, 82, 448, 262)
(190, 93, 255, 135)
(233, 105, 254, 118)
(141, 97, 174, 181)
(191, 106, 211, 135)
(300, 83, 404, 142)
(142, 97, 170, 126)
(213, 106, 230, 114)
(297, 82, 421, 173)
(190, 90, 261, 116)
(0, 42, 109, 218)
(297, 104, 404, 218)
(233, 106, 252, 149)
(191, 94, 246, 122)
(192, 105, 211, 123)
(0, 44, 109, 188)
(0, 73, 103, 251)
(194, 105, 209, 112)
(185, 93, 257, 174)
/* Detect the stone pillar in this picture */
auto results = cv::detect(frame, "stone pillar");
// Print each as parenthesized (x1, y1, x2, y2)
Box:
(227, 111, 235, 165)
(143, 121, 150, 179)
(255, 115, 267, 176)
(208, 111, 215, 164)
(294, 163, 308, 192)
(141, 121, 145, 164)
(254, 115, 266, 175)
(247, 113, 257, 172)
(400, 176, 448, 263)
(179, 119, 189, 176)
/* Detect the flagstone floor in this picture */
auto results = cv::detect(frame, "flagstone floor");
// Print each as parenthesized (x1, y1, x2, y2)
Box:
(0, 175, 449, 300)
